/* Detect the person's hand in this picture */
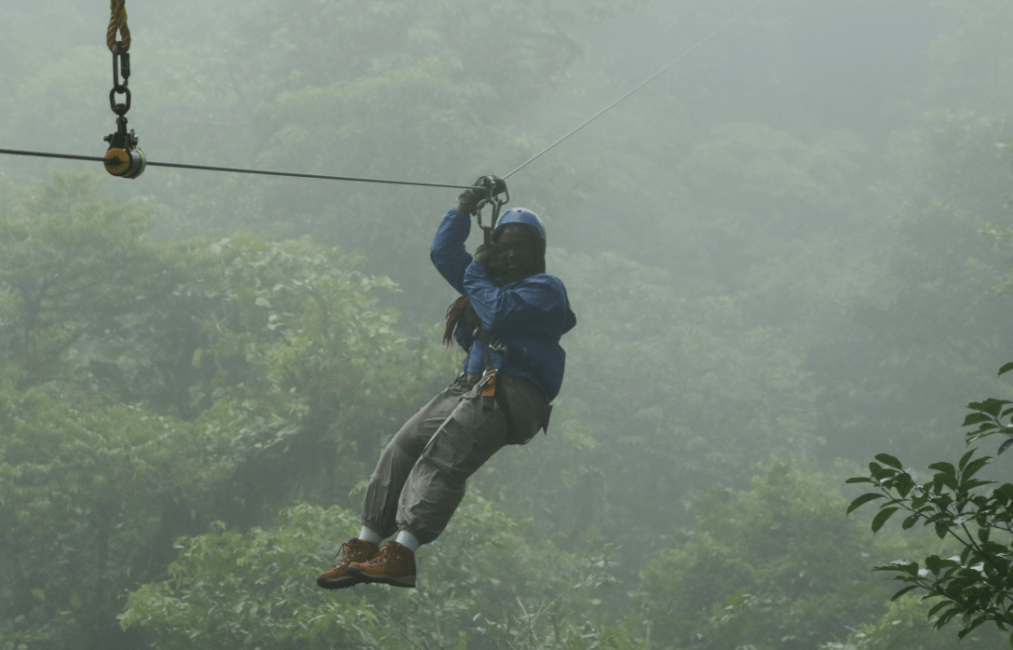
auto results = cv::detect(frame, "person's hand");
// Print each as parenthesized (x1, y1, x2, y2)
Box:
(473, 243, 502, 271)
(457, 176, 490, 215)
(456, 176, 506, 215)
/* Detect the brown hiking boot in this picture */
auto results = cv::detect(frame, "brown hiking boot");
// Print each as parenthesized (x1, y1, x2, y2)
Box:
(316, 538, 379, 589)
(347, 540, 417, 588)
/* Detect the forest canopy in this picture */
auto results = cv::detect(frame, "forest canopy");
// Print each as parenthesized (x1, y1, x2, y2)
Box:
(2, 1, 1013, 649)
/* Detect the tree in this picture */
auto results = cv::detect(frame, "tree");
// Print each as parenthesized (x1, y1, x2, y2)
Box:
(0, 171, 166, 390)
(822, 594, 1006, 650)
(120, 498, 635, 650)
(0, 173, 453, 650)
(638, 462, 893, 650)
(847, 363, 1013, 645)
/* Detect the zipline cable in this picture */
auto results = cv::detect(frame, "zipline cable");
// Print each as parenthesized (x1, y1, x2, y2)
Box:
(0, 148, 476, 190)
(1, 0, 761, 191)
(501, 0, 763, 180)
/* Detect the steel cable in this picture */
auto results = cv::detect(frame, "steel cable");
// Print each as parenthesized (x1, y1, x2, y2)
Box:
(3, 0, 761, 191)
(501, 0, 763, 180)
(0, 148, 476, 189)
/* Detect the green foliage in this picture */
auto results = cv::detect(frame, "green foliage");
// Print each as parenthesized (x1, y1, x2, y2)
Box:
(120, 505, 375, 650)
(539, 251, 821, 544)
(5, 2, 1013, 649)
(0, 383, 214, 650)
(639, 463, 890, 650)
(0, 170, 160, 389)
(847, 371, 1013, 645)
(120, 498, 635, 650)
(821, 594, 1007, 650)
(0, 173, 451, 649)
(804, 109, 1013, 463)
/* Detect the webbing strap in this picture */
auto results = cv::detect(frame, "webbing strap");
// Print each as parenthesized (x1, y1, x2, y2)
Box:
(476, 327, 549, 396)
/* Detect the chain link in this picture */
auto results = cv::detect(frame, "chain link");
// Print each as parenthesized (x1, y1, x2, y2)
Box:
(109, 50, 131, 116)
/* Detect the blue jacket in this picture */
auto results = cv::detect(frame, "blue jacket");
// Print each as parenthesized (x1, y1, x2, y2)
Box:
(430, 209, 576, 402)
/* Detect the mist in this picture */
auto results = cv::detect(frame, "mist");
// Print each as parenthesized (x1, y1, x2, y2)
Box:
(2, 1, 1013, 648)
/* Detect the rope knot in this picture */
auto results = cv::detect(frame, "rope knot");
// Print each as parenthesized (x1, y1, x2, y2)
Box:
(107, 0, 131, 53)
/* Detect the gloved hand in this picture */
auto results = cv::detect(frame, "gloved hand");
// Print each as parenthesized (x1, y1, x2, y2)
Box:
(472, 243, 502, 272)
(457, 176, 506, 215)
(457, 176, 490, 215)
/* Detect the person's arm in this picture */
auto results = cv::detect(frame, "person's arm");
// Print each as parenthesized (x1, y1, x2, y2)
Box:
(431, 177, 502, 292)
(430, 208, 474, 293)
(463, 263, 566, 333)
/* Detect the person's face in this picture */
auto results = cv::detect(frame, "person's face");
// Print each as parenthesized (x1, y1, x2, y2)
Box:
(496, 225, 540, 279)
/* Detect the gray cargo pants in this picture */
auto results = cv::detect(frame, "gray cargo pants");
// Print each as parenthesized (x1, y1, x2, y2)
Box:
(362, 371, 546, 545)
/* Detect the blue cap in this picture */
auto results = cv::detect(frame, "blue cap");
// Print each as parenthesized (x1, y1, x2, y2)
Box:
(495, 208, 545, 241)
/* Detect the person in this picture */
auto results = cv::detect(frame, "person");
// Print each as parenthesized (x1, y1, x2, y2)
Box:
(317, 180, 577, 589)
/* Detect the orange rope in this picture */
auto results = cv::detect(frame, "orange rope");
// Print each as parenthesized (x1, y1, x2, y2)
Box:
(107, 0, 131, 53)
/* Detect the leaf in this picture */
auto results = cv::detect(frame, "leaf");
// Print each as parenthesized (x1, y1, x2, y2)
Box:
(902, 514, 920, 530)
(847, 492, 886, 515)
(1000, 439, 1013, 456)
(958, 617, 988, 639)
(938, 606, 962, 627)
(968, 399, 1012, 418)
(875, 453, 903, 469)
(994, 483, 1013, 504)
(871, 507, 900, 533)
(961, 457, 992, 482)
(999, 361, 1013, 377)
(894, 473, 916, 497)
(924, 554, 957, 574)
(845, 476, 874, 484)
(927, 599, 952, 619)
(891, 585, 920, 601)
(932, 472, 958, 492)
(963, 412, 993, 427)
(929, 462, 956, 477)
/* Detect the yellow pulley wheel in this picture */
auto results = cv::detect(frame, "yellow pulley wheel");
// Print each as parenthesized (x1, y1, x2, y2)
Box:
(104, 147, 146, 179)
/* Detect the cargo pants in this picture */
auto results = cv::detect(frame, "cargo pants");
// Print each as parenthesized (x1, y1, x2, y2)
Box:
(361, 371, 547, 545)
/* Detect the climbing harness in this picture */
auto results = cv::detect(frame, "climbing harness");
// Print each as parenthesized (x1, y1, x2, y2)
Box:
(476, 327, 553, 441)
(103, 0, 145, 179)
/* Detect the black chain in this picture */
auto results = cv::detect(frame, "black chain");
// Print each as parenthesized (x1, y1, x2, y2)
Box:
(105, 43, 136, 150)
(108, 43, 131, 117)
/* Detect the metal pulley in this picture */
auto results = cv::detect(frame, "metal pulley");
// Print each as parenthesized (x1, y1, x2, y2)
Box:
(104, 122, 146, 179)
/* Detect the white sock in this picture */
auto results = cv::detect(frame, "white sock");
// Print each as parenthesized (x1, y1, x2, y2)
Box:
(395, 530, 420, 553)
(358, 526, 382, 546)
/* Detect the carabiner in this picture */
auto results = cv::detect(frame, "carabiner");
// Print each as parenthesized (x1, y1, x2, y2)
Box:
(474, 176, 509, 244)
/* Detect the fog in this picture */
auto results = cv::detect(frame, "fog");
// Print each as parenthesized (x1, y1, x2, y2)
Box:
(2, 1, 1013, 648)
